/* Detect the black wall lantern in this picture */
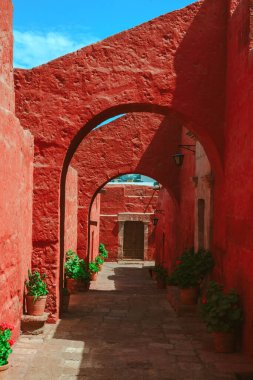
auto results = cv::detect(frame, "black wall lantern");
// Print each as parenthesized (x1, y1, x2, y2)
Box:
(152, 216, 159, 226)
(172, 153, 185, 167)
(173, 145, 195, 167)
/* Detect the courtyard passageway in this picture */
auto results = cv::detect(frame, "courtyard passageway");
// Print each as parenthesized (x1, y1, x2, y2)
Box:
(7, 263, 253, 380)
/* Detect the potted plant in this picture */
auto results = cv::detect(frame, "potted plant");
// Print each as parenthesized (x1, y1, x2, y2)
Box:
(64, 250, 79, 293)
(77, 259, 91, 291)
(201, 281, 243, 353)
(0, 323, 14, 379)
(168, 248, 214, 305)
(89, 261, 99, 281)
(99, 243, 108, 259)
(95, 255, 104, 271)
(25, 270, 48, 316)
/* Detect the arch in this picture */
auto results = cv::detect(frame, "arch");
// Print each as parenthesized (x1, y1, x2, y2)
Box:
(13, 1, 227, 320)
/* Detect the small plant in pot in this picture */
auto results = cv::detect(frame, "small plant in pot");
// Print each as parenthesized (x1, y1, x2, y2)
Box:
(64, 250, 89, 293)
(201, 281, 243, 353)
(25, 270, 48, 316)
(0, 323, 14, 378)
(77, 259, 91, 291)
(95, 255, 104, 271)
(168, 248, 214, 305)
(99, 243, 108, 259)
(89, 261, 99, 281)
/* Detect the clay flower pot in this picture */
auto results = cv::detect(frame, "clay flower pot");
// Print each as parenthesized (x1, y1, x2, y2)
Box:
(179, 287, 198, 305)
(91, 272, 97, 281)
(78, 280, 90, 292)
(212, 331, 236, 353)
(66, 278, 79, 294)
(0, 363, 9, 380)
(26, 295, 47, 316)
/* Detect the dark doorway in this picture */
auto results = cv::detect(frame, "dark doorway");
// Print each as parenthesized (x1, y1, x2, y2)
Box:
(123, 221, 144, 259)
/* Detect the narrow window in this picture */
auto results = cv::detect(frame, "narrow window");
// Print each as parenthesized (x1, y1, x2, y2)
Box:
(198, 199, 205, 249)
(250, 0, 253, 50)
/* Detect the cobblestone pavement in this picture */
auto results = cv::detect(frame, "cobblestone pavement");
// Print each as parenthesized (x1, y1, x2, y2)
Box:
(7, 262, 253, 380)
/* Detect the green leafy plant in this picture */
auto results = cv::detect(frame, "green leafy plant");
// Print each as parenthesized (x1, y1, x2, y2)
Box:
(201, 281, 243, 333)
(25, 270, 48, 300)
(0, 323, 14, 366)
(95, 255, 104, 266)
(64, 251, 90, 283)
(168, 248, 214, 289)
(66, 249, 76, 260)
(89, 261, 99, 273)
(99, 243, 108, 259)
(64, 253, 80, 279)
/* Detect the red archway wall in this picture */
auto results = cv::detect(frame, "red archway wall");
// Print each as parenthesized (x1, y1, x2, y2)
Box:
(14, 0, 226, 321)
(0, 0, 34, 339)
(71, 113, 183, 261)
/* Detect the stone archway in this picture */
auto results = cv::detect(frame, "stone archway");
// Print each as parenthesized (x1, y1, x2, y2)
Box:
(71, 112, 182, 260)
(14, 0, 226, 320)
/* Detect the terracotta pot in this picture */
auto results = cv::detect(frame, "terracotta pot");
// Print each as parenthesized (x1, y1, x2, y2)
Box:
(0, 363, 9, 380)
(62, 294, 70, 312)
(78, 280, 90, 292)
(157, 279, 166, 289)
(98, 265, 102, 272)
(212, 331, 236, 353)
(66, 278, 79, 294)
(26, 295, 47, 316)
(151, 271, 157, 281)
(179, 287, 198, 305)
(91, 272, 97, 281)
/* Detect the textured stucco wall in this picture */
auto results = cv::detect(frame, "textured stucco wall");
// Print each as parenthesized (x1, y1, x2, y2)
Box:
(0, 0, 34, 339)
(64, 166, 78, 255)
(99, 185, 158, 261)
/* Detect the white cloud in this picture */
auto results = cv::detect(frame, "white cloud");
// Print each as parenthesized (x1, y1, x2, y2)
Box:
(14, 30, 99, 69)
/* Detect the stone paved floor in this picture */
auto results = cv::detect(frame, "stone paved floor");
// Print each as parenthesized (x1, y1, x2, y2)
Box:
(7, 262, 253, 380)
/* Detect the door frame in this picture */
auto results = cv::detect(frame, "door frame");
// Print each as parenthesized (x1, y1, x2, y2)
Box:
(118, 213, 150, 260)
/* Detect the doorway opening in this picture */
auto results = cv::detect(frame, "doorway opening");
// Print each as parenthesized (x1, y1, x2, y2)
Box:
(123, 221, 144, 260)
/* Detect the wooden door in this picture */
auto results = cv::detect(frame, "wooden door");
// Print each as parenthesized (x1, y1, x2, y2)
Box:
(123, 221, 144, 259)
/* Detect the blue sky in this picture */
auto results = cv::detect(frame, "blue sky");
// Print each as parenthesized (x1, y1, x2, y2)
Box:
(13, 0, 194, 69)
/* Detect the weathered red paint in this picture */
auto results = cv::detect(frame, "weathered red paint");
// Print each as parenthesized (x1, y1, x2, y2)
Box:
(99, 185, 158, 261)
(64, 166, 78, 255)
(13, 0, 227, 321)
(0, 0, 34, 340)
(89, 193, 101, 262)
(155, 127, 195, 269)
(73, 113, 181, 261)
(0, 0, 251, 357)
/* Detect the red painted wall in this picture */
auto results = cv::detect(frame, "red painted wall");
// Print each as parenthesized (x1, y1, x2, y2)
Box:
(14, 0, 228, 320)
(73, 113, 181, 260)
(213, 0, 253, 355)
(99, 184, 158, 260)
(64, 166, 78, 255)
(89, 194, 101, 262)
(155, 127, 195, 270)
(0, 0, 34, 339)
